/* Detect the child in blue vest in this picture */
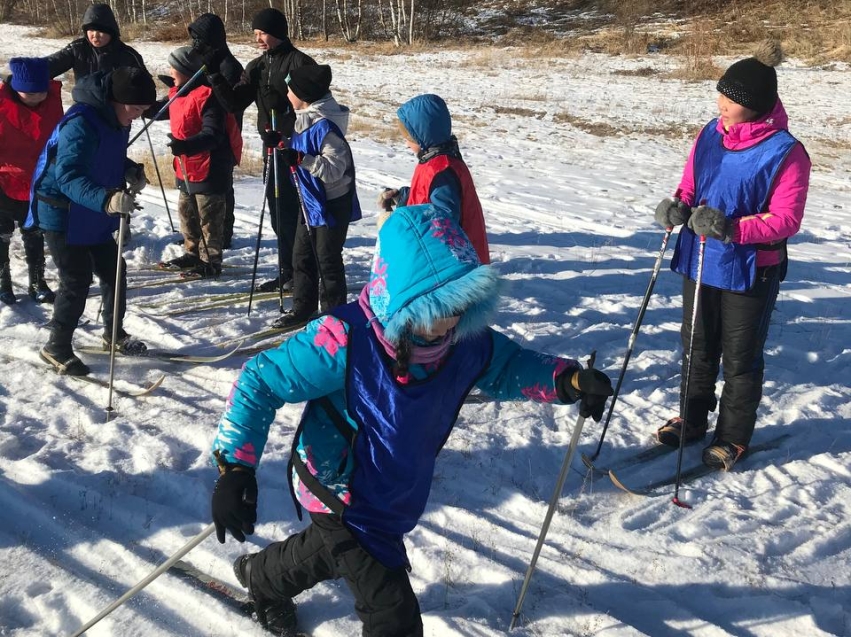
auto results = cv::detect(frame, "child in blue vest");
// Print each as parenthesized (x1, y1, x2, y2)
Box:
(209, 204, 613, 636)
(27, 67, 155, 376)
(653, 41, 811, 470)
(270, 64, 361, 330)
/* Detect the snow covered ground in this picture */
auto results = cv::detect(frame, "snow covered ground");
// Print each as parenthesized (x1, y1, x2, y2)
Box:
(1, 24, 850, 637)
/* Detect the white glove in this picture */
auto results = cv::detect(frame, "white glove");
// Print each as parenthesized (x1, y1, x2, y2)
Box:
(106, 191, 137, 215)
(124, 164, 148, 194)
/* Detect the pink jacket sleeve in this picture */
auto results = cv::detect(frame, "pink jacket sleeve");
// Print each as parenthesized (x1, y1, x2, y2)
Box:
(675, 138, 699, 207)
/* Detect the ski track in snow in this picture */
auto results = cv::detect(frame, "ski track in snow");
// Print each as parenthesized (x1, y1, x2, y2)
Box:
(1, 25, 850, 637)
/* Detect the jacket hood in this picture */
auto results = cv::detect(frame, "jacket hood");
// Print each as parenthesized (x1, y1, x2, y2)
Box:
(367, 204, 501, 344)
(71, 71, 121, 128)
(81, 3, 120, 38)
(397, 94, 452, 150)
(717, 98, 789, 151)
(293, 94, 349, 135)
(188, 13, 228, 50)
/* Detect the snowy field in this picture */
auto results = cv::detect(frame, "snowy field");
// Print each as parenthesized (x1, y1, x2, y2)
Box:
(1, 23, 850, 637)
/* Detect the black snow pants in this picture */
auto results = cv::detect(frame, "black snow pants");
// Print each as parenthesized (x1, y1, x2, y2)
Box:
(679, 263, 783, 447)
(266, 153, 300, 284)
(250, 512, 423, 637)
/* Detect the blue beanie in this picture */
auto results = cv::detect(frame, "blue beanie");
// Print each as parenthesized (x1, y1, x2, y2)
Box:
(9, 57, 50, 93)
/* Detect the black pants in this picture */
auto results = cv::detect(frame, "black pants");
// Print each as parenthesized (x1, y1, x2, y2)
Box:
(291, 193, 351, 317)
(266, 154, 300, 283)
(0, 190, 46, 274)
(251, 513, 423, 637)
(679, 264, 782, 447)
(44, 231, 126, 344)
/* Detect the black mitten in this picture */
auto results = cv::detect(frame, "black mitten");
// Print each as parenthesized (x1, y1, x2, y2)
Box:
(212, 463, 258, 543)
(260, 129, 283, 149)
(557, 368, 614, 422)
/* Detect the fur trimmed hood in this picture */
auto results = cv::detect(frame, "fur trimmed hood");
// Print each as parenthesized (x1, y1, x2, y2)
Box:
(367, 204, 501, 344)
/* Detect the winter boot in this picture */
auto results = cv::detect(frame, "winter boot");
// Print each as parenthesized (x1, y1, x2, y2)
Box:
(702, 440, 747, 471)
(160, 252, 202, 271)
(656, 417, 708, 448)
(40, 331, 90, 376)
(270, 309, 312, 330)
(234, 554, 299, 636)
(256, 277, 294, 293)
(180, 260, 221, 280)
(102, 331, 148, 356)
(0, 261, 14, 305)
(22, 229, 55, 303)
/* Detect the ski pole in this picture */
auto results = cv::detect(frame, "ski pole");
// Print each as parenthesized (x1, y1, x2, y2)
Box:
(270, 109, 285, 313)
(105, 212, 129, 422)
(586, 228, 672, 462)
(68, 523, 215, 637)
(176, 155, 211, 272)
(248, 148, 272, 317)
(143, 122, 176, 233)
(127, 66, 207, 147)
(672, 234, 706, 509)
(510, 351, 597, 630)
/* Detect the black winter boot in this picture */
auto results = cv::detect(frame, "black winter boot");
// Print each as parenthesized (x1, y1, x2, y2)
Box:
(0, 261, 14, 305)
(233, 554, 299, 636)
(22, 229, 55, 303)
(40, 330, 90, 376)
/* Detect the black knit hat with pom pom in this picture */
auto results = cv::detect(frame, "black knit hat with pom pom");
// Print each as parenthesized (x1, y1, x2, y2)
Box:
(717, 41, 783, 115)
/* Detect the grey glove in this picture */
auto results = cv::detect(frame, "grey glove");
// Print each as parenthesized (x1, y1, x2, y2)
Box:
(124, 164, 148, 194)
(377, 188, 399, 212)
(688, 204, 733, 242)
(106, 190, 137, 215)
(654, 197, 691, 228)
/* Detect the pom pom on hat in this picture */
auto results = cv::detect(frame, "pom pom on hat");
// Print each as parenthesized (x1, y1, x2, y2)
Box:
(9, 57, 49, 94)
(717, 40, 783, 116)
(286, 65, 332, 104)
(109, 67, 157, 105)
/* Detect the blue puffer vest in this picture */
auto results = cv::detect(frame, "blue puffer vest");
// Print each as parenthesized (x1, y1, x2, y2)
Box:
(27, 103, 124, 245)
(671, 119, 798, 291)
(288, 118, 361, 227)
(290, 301, 493, 569)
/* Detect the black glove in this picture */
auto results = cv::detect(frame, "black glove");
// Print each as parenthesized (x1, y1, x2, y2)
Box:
(260, 129, 283, 149)
(654, 197, 692, 229)
(167, 133, 191, 157)
(192, 40, 224, 73)
(212, 464, 258, 543)
(557, 368, 614, 422)
(688, 204, 733, 242)
(280, 149, 303, 167)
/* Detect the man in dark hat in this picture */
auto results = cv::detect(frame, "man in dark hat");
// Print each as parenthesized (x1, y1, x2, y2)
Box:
(26, 67, 156, 376)
(44, 3, 146, 82)
(195, 7, 317, 293)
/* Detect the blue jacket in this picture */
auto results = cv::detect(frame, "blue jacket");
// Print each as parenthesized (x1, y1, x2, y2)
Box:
(212, 204, 581, 568)
(26, 72, 137, 244)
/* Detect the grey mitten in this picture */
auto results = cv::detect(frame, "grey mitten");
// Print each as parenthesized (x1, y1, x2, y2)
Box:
(124, 164, 148, 194)
(106, 191, 137, 215)
(654, 197, 691, 228)
(688, 205, 732, 242)
(376, 188, 399, 212)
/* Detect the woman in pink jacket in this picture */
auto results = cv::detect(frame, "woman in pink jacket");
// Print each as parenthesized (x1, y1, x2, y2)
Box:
(653, 41, 810, 470)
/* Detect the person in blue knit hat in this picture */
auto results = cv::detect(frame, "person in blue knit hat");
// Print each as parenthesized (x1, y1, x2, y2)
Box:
(0, 57, 63, 305)
(209, 204, 613, 636)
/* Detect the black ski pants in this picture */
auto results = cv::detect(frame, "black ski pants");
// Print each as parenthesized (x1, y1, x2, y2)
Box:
(0, 189, 47, 275)
(266, 152, 300, 283)
(291, 193, 351, 317)
(251, 512, 423, 637)
(679, 263, 782, 447)
(44, 231, 126, 345)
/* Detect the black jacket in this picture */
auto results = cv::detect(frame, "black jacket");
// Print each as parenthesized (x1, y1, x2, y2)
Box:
(207, 39, 315, 137)
(187, 13, 243, 88)
(45, 4, 146, 81)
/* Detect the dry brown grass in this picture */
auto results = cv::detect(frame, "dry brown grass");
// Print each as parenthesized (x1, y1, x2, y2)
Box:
(552, 111, 702, 139)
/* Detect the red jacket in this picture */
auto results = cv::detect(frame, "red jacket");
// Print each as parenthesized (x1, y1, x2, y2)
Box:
(408, 155, 490, 264)
(0, 79, 63, 201)
(169, 84, 242, 183)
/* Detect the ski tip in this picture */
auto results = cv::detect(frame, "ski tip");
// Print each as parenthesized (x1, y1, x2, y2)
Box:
(607, 470, 645, 496)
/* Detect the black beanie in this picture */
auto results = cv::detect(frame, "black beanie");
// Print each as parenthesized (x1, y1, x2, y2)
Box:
(287, 64, 332, 104)
(168, 46, 202, 78)
(109, 67, 156, 105)
(717, 41, 783, 115)
(251, 8, 288, 40)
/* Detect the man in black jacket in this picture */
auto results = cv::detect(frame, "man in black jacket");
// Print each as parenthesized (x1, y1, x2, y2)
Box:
(44, 3, 146, 82)
(188, 13, 244, 250)
(197, 8, 316, 293)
